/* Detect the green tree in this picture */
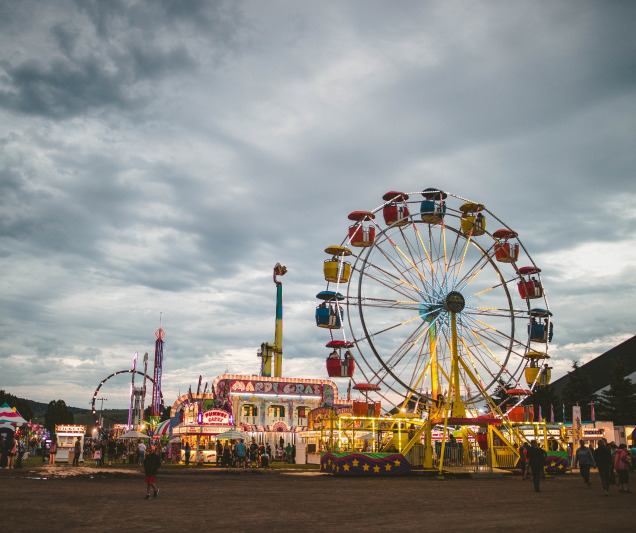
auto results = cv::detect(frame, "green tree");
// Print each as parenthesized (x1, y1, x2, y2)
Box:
(561, 361, 598, 421)
(0, 390, 34, 421)
(596, 360, 636, 425)
(44, 399, 74, 436)
(524, 385, 560, 422)
(488, 380, 516, 413)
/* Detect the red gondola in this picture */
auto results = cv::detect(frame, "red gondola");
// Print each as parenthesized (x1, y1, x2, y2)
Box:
(517, 266, 543, 299)
(352, 383, 382, 417)
(504, 389, 534, 422)
(382, 191, 410, 227)
(348, 211, 376, 247)
(493, 229, 519, 263)
(325, 340, 355, 378)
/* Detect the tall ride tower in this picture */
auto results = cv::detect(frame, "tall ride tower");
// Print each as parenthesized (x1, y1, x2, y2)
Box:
(151, 320, 165, 416)
(259, 263, 287, 377)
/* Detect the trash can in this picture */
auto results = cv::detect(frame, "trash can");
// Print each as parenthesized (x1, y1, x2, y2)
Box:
(68, 450, 75, 465)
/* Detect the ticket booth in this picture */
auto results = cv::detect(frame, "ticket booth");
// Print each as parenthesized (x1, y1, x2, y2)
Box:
(55, 424, 86, 463)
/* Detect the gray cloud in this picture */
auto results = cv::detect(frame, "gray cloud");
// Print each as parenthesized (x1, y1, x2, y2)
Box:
(1, 0, 635, 408)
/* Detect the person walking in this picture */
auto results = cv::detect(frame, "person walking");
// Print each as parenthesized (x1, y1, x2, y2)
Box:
(4, 434, 17, 469)
(614, 443, 631, 493)
(526, 440, 547, 493)
(594, 438, 612, 496)
(574, 440, 595, 488)
(594, 439, 612, 496)
(184, 441, 191, 466)
(72, 437, 81, 466)
(143, 447, 161, 500)
(236, 438, 247, 469)
(48, 436, 58, 466)
(138, 440, 146, 465)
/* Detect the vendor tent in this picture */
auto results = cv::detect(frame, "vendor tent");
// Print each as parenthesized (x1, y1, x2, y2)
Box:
(0, 403, 27, 431)
(153, 420, 171, 438)
(116, 430, 150, 439)
(214, 429, 245, 440)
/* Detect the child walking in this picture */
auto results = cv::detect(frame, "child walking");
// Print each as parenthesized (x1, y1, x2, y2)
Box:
(143, 446, 161, 500)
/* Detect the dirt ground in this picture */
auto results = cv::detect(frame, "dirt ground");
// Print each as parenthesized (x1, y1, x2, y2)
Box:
(1, 462, 634, 532)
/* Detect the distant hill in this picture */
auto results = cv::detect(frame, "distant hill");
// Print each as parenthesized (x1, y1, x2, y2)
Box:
(24, 399, 91, 419)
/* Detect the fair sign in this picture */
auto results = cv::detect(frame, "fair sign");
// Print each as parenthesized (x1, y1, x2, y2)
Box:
(55, 425, 86, 434)
(230, 379, 323, 397)
(202, 409, 232, 425)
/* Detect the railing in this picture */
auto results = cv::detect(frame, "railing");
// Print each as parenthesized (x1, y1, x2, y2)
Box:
(429, 443, 493, 473)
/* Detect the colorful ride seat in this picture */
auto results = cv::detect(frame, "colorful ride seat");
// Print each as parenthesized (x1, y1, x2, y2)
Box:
(323, 245, 352, 284)
(420, 188, 447, 224)
(528, 309, 554, 343)
(504, 388, 532, 422)
(382, 191, 411, 227)
(315, 291, 344, 329)
(524, 351, 551, 387)
(325, 340, 355, 378)
(493, 229, 519, 263)
(459, 202, 486, 236)
(348, 211, 376, 247)
(517, 266, 544, 299)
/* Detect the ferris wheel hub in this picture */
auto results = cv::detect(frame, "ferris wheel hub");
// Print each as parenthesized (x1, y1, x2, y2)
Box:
(444, 291, 465, 313)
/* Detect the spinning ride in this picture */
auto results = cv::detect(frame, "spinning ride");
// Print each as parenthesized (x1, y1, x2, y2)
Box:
(316, 189, 554, 420)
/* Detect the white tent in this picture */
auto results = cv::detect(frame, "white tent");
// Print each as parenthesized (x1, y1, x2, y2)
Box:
(116, 430, 150, 439)
(214, 429, 245, 440)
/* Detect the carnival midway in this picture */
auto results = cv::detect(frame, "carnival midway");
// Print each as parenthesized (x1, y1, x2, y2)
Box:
(2, 188, 635, 481)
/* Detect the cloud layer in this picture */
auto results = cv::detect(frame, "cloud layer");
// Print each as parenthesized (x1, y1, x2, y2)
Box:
(1, 0, 635, 409)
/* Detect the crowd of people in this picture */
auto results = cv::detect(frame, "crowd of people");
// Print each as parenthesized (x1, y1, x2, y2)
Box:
(202, 438, 296, 468)
(518, 438, 634, 495)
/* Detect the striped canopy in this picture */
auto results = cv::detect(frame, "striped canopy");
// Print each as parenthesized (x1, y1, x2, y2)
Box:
(0, 402, 28, 431)
(0, 403, 27, 425)
(153, 419, 171, 437)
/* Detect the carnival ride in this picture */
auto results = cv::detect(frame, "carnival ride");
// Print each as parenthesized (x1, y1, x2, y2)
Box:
(258, 263, 287, 378)
(91, 369, 164, 432)
(92, 324, 166, 434)
(314, 189, 564, 475)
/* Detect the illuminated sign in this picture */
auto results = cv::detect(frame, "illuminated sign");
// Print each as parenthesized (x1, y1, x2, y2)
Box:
(55, 425, 86, 434)
(230, 379, 323, 397)
(202, 409, 232, 425)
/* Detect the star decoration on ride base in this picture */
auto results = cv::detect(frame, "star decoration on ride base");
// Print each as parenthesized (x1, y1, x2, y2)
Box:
(320, 452, 410, 476)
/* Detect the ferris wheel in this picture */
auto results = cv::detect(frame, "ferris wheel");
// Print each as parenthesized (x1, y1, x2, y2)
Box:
(316, 189, 554, 416)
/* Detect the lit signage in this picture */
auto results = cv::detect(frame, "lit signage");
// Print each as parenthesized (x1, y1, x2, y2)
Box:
(55, 425, 86, 434)
(230, 379, 323, 397)
(202, 409, 232, 425)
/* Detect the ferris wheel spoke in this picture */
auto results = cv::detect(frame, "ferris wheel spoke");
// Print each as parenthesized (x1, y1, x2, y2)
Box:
(454, 252, 495, 294)
(359, 259, 426, 301)
(373, 238, 433, 297)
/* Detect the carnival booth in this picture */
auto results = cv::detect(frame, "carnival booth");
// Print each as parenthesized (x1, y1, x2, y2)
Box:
(55, 424, 86, 463)
(171, 394, 238, 463)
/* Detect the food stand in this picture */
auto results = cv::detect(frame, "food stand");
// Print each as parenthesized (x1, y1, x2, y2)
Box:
(172, 407, 237, 463)
(55, 424, 86, 463)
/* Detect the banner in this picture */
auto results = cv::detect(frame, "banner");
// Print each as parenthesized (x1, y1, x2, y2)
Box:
(572, 405, 582, 445)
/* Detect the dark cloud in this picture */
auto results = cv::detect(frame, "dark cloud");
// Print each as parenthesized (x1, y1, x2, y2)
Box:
(0, 0, 635, 407)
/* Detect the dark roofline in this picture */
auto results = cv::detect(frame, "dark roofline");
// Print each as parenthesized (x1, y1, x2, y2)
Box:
(547, 335, 636, 397)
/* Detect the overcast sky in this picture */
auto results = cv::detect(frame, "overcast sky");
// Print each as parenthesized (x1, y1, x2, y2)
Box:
(1, 0, 635, 411)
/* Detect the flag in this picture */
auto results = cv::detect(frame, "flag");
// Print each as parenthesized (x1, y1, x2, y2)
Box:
(562, 403, 566, 423)
(572, 405, 582, 445)
(590, 400, 595, 422)
(347, 380, 351, 401)
(538, 405, 542, 421)
(550, 404, 554, 424)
